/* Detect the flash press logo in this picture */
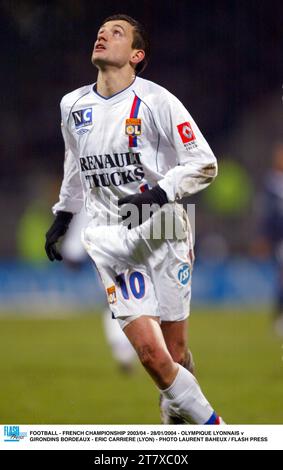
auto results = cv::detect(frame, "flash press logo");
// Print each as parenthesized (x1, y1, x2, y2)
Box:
(4, 425, 27, 442)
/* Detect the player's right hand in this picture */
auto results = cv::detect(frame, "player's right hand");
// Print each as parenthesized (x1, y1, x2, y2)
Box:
(45, 211, 73, 262)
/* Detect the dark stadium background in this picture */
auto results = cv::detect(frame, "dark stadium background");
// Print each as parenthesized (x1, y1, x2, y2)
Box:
(0, 0, 282, 424)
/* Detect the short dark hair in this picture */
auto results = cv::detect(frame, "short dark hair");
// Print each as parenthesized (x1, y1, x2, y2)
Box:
(101, 14, 150, 74)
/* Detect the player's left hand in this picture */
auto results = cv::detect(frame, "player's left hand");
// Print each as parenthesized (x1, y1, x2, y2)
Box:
(118, 184, 168, 228)
(45, 211, 73, 261)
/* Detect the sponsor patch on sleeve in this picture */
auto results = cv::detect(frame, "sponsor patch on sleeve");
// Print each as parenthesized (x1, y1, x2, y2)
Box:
(177, 122, 197, 149)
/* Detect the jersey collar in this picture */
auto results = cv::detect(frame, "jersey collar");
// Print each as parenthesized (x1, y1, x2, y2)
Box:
(92, 77, 137, 103)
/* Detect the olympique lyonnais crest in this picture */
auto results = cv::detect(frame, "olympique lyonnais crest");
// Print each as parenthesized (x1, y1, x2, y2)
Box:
(125, 118, 142, 136)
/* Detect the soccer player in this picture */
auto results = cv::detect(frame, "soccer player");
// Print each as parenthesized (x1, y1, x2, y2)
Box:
(45, 14, 223, 424)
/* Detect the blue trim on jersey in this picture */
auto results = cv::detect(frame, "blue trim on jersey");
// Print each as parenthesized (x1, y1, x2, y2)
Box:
(93, 77, 136, 100)
(131, 95, 141, 147)
(205, 411, 217, 424)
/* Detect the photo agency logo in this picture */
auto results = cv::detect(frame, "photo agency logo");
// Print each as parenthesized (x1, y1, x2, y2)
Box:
(3, 425, 27, 442)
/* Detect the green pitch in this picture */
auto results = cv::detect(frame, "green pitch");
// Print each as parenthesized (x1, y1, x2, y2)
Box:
(0, 309, 282, 424)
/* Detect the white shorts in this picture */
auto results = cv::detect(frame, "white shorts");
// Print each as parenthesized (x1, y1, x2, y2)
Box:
(81, 204, 194, 329)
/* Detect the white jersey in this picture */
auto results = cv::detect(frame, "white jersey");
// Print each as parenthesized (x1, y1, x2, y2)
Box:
(53, 76, 217, 224)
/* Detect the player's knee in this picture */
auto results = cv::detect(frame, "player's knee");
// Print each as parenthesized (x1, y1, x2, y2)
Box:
(137, 343, 171, 374)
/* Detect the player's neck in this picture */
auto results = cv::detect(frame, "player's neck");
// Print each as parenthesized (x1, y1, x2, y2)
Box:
(96, 68, 136, 98)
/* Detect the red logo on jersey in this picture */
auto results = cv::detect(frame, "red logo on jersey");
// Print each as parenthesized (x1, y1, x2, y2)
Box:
(177, 122, 196, 144)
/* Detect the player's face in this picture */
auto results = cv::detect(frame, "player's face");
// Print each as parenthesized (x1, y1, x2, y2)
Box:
(91, 20, 140, 71)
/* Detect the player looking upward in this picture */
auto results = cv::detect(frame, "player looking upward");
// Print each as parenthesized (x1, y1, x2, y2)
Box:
(45, 14, 223, 424)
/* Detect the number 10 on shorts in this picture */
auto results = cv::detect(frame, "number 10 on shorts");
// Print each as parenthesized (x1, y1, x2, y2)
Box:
(116, 271, 145, 299)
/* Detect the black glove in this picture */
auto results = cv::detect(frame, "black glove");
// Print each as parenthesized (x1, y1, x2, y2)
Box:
(45, 211, 73, 261)
(118, 185, 168, 228)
